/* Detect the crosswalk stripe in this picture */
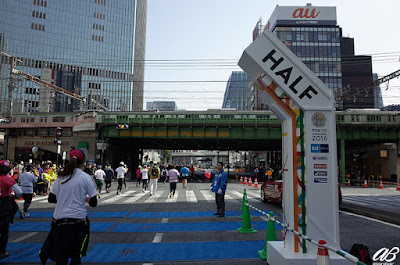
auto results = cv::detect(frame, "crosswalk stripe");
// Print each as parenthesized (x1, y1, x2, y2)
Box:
(144, 191, 165, 203)
(165, 191, 178, 203)
(344, 196, 400, 207)
(102, 191, 136, 203)
(31, 196, 49, 202)
(342, 198, 370, 206)
(123, 191, 149, 203)
(186, 190, 197, 203)
(200, 190, 214, 202)
(229, 190, 258, 203)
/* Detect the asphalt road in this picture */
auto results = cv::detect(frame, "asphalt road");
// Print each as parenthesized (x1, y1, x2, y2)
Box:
(4, 181, 399, 264)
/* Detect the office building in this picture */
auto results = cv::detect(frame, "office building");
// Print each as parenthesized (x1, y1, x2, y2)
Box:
(0, 0, 147, 114)
(146, 101, 178, 111)
(222, 71, 250, 111)
(248, 4, 376, 110)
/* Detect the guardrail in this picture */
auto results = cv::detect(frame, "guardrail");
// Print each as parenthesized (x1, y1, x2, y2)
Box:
(244, 202, 367, 265)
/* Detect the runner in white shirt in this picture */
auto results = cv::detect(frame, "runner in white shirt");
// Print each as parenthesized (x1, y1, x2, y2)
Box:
(140, 166, 149, 192)
(94, 165, 106, 197)
(115, 162, 127, 195)
(40, 150, 98, 265)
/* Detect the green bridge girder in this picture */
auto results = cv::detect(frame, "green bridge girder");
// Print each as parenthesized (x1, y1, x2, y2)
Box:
(98, 111, 400, 142)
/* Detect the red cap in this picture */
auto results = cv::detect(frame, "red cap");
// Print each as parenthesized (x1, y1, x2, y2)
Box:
(0, 160, 11, 167)
(70, 150, 86, 161)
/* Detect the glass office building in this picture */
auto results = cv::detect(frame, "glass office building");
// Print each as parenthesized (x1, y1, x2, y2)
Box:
(0, 0, 147, 114)
(222, 71, 250, 111)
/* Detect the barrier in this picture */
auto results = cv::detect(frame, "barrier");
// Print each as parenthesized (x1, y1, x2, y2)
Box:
(244, 203, 367, 265)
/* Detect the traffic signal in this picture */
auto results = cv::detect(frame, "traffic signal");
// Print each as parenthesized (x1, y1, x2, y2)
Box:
(56, 127, 62, 139)
(116, 124, 129, 130)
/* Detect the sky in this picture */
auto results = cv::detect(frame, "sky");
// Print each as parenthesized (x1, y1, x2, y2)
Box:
(143, 0, 400, 111)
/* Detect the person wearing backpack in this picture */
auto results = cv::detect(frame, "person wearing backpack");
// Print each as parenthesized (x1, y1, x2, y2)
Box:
(149, 163, 160, 196)
(115, 162, 127, 195)
(161, 166, 168, 184)
(140, 166, 149, 193)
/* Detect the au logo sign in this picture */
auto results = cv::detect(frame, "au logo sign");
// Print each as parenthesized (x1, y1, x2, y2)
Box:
(293, 8, 320, 19)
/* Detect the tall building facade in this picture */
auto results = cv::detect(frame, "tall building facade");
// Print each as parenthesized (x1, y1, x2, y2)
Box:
(222, 71, 250, 111)
(0, 0, 147, 114)
(248, 4, 376, 110)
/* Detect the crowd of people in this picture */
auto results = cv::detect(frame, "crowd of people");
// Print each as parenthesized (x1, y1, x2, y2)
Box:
(0, 155, 228, 264)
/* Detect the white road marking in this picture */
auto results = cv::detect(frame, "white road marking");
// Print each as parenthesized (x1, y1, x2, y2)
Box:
(161, 218, 169, 223)
(144, 191, 165, 203)
(200, 190, 214, 202)
(229, 190, 259, 203)
(152, 233, 164, 243)
(342, 198, 370, 206)
(11, 232, 38, 243)
(186, 190, 197, 203)
(165, 191, 178, 203)
(339, 210, 400, 229)
(224, 194, 238, 202)
(102, 190, 136, 203)
(123, 191, 148, 203)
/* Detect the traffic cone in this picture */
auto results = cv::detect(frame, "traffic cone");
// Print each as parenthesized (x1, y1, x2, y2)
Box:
(316, 240, 331, 265)
(396, 182, 400, 191)
(363, 179, 368, 188)
(379, 180, 384, 189)
(243, 176, 248, 185)
(258, 211, 277, 260)
(347, 179, 351, 186)
(253, 178, 259, 188)
(237, 196, 257, 234)
(248, 177, 253, 186)
(239, 189, 252, 219)
(240, 176, 243, 184)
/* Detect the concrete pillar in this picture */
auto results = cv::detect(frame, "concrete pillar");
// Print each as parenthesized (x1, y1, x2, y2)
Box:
(340, 139, 346, 184)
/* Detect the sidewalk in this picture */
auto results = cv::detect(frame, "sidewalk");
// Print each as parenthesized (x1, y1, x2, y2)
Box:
(339, 185, 400, 225)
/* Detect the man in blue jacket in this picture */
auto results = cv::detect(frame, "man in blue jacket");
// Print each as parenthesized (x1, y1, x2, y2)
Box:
(210, 162, 228, 217)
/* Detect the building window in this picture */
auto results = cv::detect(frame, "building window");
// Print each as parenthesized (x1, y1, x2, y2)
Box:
(94, 12, 105, 20)
(88, 82, 101, 89)
(31, 23, 45, 31)
(93, 23, 105, 31)
(94, 0, 106, 4)
(32, 11, 46, 19)
(91, 34, 104, 42)
(318, 33, 328, 41)
(33, 0, 47, 7)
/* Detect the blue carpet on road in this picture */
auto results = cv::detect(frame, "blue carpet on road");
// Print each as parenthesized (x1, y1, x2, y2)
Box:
(111, 221, 281, 232)
(128, 210, 273, 218)
(1, 241, 268, 263)
(9, 222, 114, 232)
(14, 211, 129, 218)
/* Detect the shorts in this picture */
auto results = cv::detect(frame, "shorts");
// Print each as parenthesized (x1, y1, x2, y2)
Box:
(22, 193, 33, 204)
(95, 179, 103, 189)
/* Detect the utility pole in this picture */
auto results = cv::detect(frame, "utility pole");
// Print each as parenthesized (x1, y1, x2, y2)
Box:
(1, 52, 22, 120)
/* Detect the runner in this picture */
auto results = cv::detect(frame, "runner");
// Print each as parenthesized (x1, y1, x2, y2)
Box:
(94, 165, 105, 198)
(210, 162, 228, 218)
(140, 166, 149, 193)
(180, 165, 190, 189)
(0, 160, 22, 259)
(115, 162, 127, 195)
(104, 165, 114, 193)
(48, 164, 58, 191)
(161, 166, 168, 184)
(167, 165, 179, 198)
(35, 163, 44, 195)
(39, 150, 98, 265)
(18, 164, 37, 219)
(135, 166, 142, 187)
(42, 166, 51, 195)
(149, 162, 160, 196)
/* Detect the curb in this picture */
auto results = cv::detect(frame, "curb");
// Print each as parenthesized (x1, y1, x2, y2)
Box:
(340, 202, 400, 226)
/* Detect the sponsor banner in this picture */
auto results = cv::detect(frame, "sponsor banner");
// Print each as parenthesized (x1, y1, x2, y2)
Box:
(314, 177, 328, 183)
(314, 164, 327, 169)
(314, 171, 328, 176)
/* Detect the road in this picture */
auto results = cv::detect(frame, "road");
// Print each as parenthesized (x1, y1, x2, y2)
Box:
(4, 181, 399, 264)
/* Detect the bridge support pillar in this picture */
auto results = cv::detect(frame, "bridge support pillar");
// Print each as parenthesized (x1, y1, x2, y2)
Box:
(340, 139, 346, 184)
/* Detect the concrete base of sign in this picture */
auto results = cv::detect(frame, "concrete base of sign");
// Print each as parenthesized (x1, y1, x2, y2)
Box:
(267, 241, 353, 265)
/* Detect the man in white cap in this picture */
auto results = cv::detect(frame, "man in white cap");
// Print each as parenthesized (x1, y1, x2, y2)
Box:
(115, 162, 127, 195)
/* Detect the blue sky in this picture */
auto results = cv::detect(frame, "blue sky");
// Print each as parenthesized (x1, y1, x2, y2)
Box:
(144, 0, 400, 110)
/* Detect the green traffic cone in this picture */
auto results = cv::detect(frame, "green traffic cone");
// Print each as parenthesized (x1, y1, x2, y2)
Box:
(258, 211, 277, 260)
(237, 198, 257, 234)
(239, 189, 252, 219)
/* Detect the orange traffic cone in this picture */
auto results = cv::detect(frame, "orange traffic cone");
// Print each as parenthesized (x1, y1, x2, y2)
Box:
(379, 180, 384, 189)
(240, 176, 243, 184)
(363, 179, 368, 188)
(316, 240, 331, 265)
(253, 178, 259, 188)
(248, 177, 253, 186)
(347, 179, 351, 186)
(396, 182, 400, 191)
(243, 177, 248, 185)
